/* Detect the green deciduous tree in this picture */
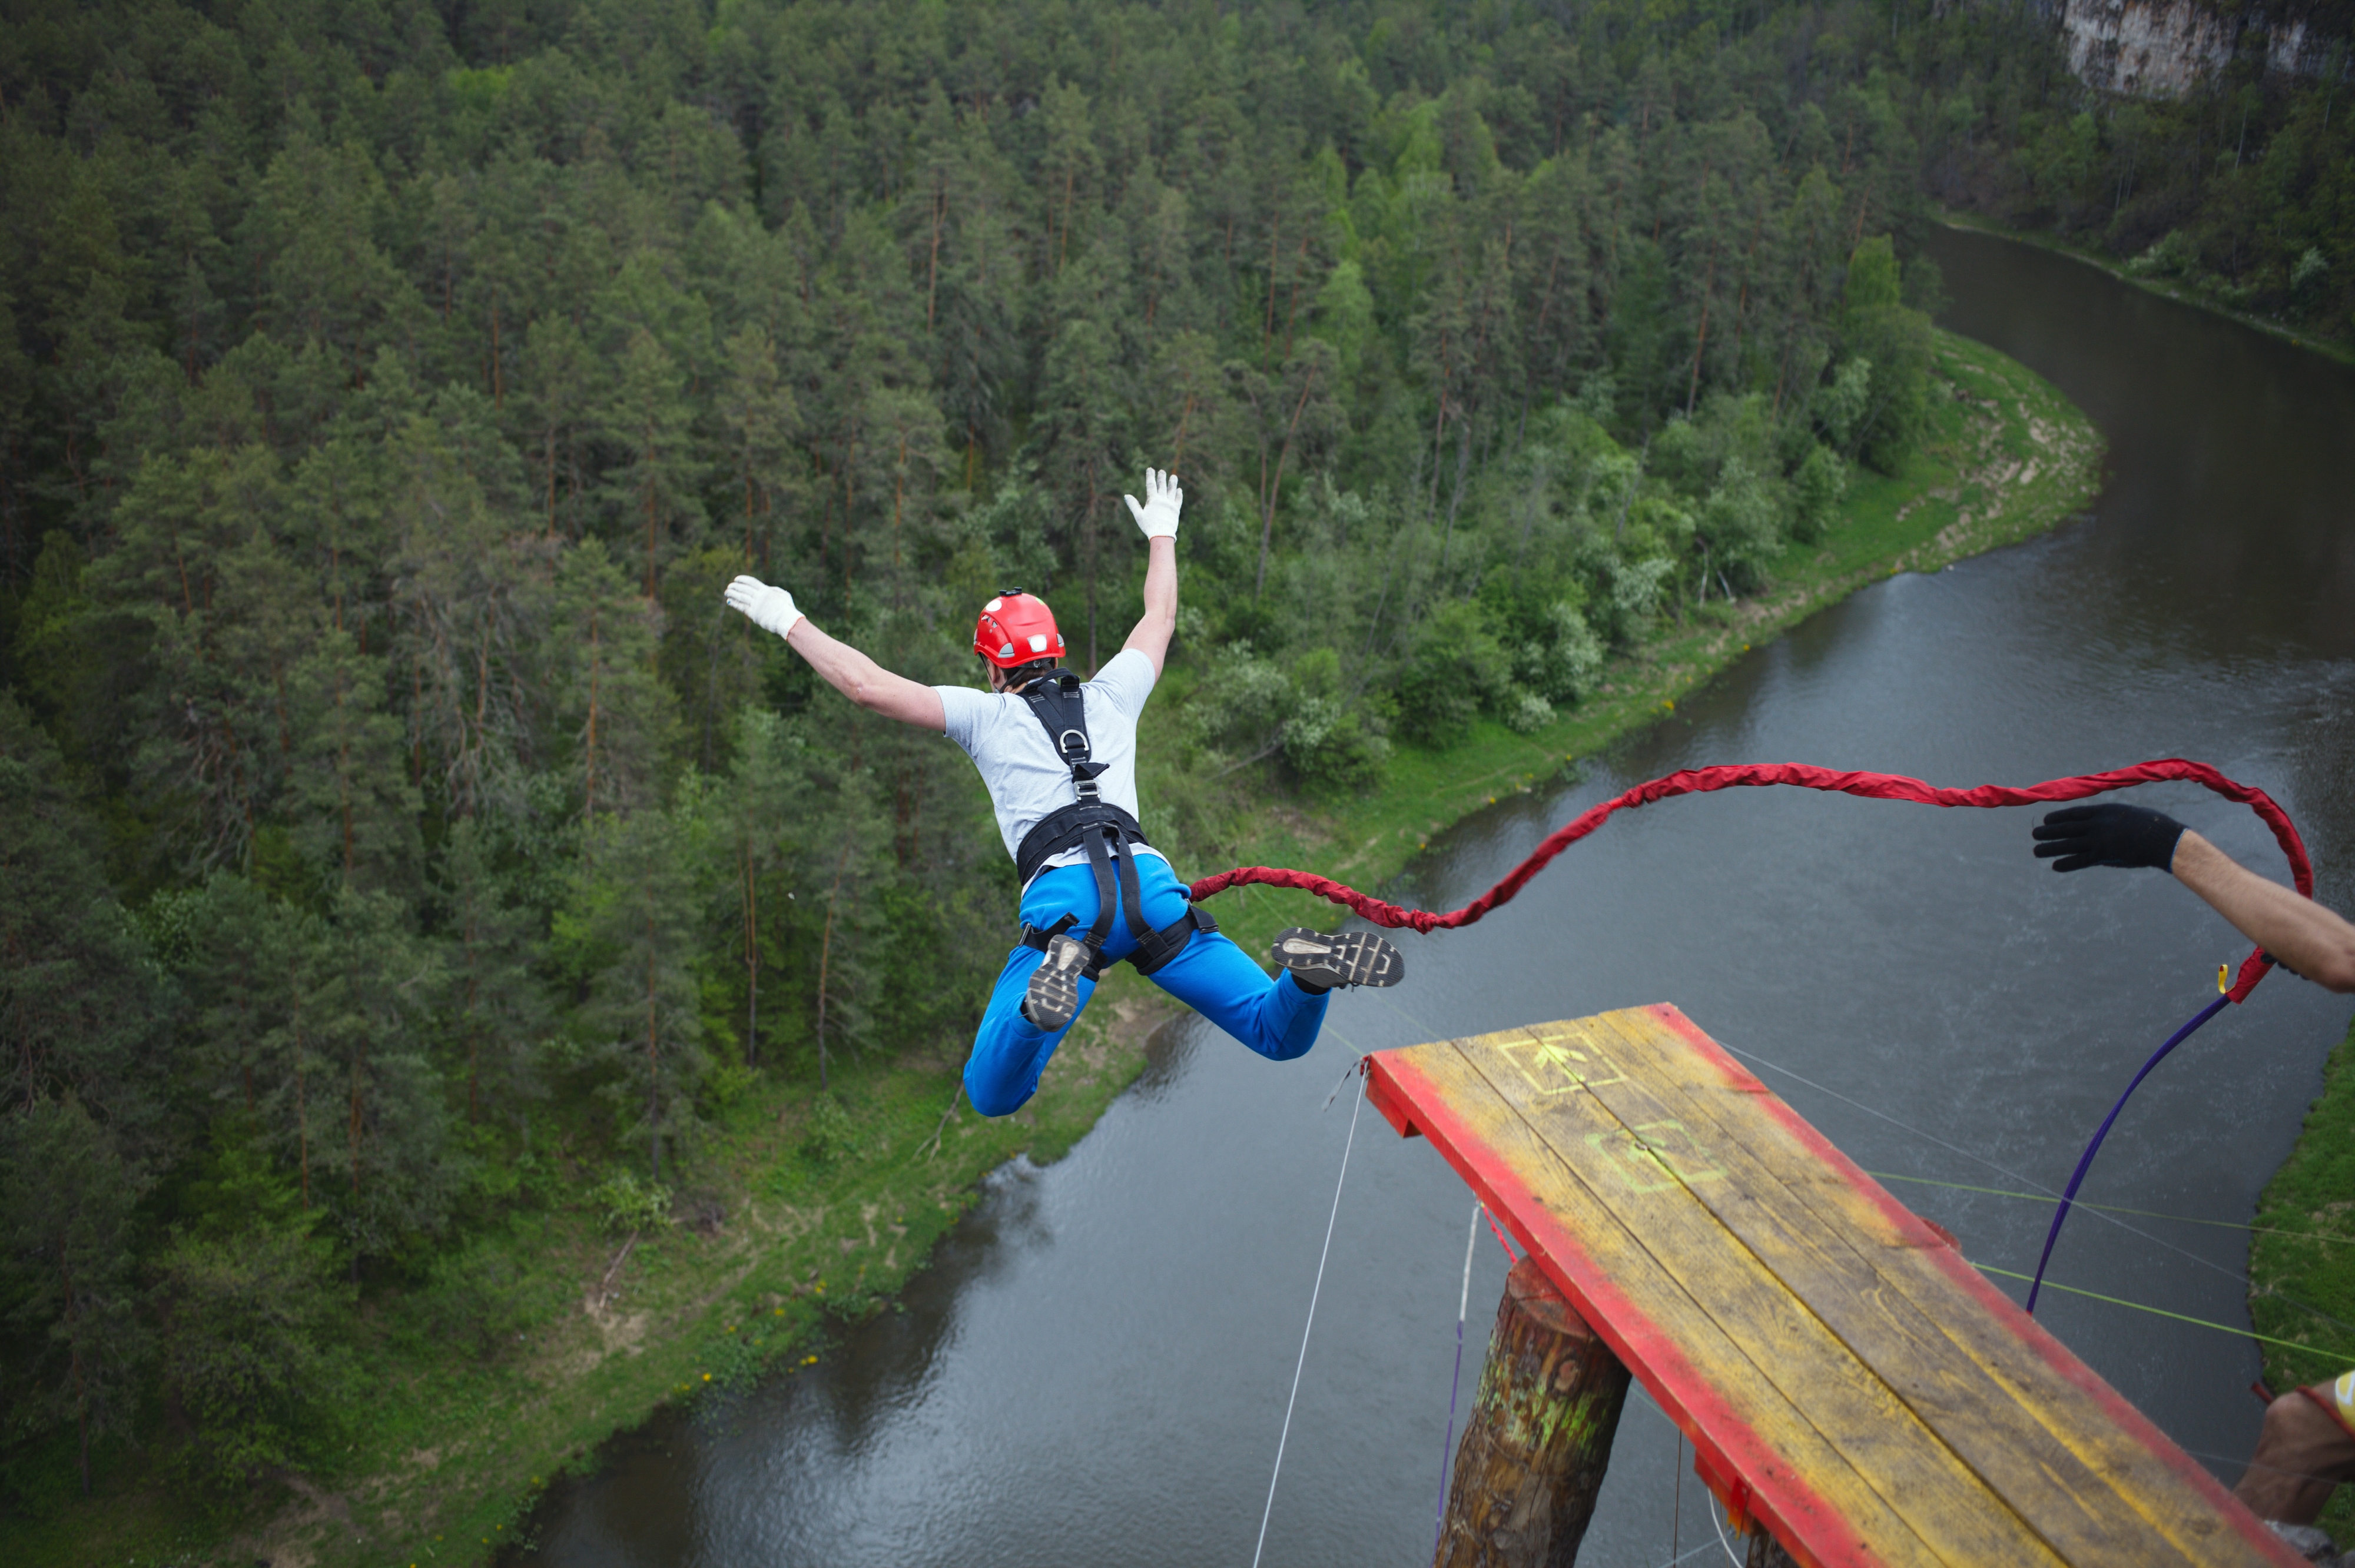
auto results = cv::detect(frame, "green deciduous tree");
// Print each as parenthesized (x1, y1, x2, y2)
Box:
(1838, 235, 1933, 473)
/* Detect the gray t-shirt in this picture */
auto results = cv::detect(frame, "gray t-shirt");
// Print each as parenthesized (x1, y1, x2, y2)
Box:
(936, 649, 1167, 886)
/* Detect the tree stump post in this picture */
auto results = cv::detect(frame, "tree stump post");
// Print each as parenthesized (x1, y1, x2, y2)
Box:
(1435, 1254, 1633, 1567)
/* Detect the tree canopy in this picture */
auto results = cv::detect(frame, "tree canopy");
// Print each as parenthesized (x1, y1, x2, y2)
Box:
(0, 0, 2001, 1513)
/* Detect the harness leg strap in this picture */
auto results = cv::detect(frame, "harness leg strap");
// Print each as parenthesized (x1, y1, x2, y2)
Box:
(1129, 902, 1218, 977)
(1109, 830, 1150, 942)
(1080, 829, 1121, 950)
(1019, 917, 1115, 979)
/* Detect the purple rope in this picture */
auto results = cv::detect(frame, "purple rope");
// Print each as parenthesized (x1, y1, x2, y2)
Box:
(2024, 993, 2231, 1314)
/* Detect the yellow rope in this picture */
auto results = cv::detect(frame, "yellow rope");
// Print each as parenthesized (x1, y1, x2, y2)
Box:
(1868, 1169, 2355, 1249)
(1968, 1261, 2352, 1357)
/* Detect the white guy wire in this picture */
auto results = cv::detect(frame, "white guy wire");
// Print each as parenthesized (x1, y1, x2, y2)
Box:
(1251, 1075, 1365, 1568)
(1432, 1200, 1482, 1553)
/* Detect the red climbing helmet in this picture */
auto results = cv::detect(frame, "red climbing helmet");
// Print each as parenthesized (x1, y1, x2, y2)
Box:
(973, 589, 1065, 669)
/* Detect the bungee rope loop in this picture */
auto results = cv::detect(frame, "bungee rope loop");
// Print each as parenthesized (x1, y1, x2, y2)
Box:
(1189, 757, 2312, 1006)
(1196, 758, 2316, 1314)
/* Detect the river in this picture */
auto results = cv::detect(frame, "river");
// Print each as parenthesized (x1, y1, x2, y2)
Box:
(510, 228, 2355, 1565)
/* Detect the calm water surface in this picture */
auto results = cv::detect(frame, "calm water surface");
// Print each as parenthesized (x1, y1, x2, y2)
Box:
(512, 228, 2355, 1566)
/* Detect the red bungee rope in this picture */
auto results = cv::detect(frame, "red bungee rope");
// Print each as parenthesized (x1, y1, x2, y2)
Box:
(1189, 758, 2312, 1005)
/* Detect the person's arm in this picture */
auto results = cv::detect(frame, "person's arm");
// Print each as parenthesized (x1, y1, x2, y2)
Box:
(2170, 831, 2355, 992)
(1123, 536, 1177, 676)
(2033, 804, 2355, 992)
(1120, 469, 1181, 677)
(723, 577, 946, 732)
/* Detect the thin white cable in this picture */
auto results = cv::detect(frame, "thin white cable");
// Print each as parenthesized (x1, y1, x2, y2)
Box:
(1431, 1200, 1481, 1553)
(1251, 1074, 1364, 1568)
(1460, 1205, 1480, 1316)
(1708, 1492, 1747, 1567)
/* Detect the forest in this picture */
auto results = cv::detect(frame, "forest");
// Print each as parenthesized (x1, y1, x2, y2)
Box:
(0, 0, 2338, 1532)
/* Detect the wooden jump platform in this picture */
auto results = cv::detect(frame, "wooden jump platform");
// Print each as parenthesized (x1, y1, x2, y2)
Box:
(1366, 1005, 2301, 1567)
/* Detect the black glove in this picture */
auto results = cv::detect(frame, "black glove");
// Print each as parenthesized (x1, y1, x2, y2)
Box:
(2031, 803, 2186, 872)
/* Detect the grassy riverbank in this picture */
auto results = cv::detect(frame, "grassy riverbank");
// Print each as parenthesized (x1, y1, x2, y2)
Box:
(1938, 211, 2355, 372)
(21, 327, 2098, 1568)
(2251, 1014, 2355, 1546)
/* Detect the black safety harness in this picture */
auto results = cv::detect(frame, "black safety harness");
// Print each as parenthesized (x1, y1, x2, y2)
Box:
(1010, 668, 1213, 979)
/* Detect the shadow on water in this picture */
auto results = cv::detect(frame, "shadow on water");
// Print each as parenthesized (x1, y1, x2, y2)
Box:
(509, 227, 2355, 1566)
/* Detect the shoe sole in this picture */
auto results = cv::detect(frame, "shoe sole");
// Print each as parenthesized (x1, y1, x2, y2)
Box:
(1271, 927, 1404, 989)
(1024, 934, 1094, 1031)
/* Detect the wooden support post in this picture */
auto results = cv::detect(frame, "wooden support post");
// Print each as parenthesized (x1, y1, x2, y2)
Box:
(1435, 1255, 1631, 1567)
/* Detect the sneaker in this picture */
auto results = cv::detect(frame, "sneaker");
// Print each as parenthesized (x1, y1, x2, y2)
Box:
(1023, 932, 1094, 1031)
(1271, 927, 1404, 991)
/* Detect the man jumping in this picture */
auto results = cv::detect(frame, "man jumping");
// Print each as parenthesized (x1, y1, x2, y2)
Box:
(723, 467, 1403, 1117)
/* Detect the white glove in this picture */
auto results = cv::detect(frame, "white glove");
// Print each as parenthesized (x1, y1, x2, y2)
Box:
(1123, 468, 1183, 540)
(724, 575, 804, 641)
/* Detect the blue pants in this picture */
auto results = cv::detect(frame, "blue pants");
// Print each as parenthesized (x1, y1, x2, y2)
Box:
(964, 855, 1330, 1117)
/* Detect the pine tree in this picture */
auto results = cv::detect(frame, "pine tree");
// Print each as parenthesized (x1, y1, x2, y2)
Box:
(0, 1095, 145, 1497)
(712, 707, 808, 1069)
(288, 624, 419, 891)
(386, 397, 548, 819)
(595, 328, 706, 599)
(307, 886, 455, 1268)
(564, 808, 705, 1181)
(438, 818, 550, 1124)
(553, 538, 669, 826)
(0, 695, 173, 1147)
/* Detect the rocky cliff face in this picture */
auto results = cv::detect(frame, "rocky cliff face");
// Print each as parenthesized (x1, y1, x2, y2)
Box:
(2058, 0, 2339, 95)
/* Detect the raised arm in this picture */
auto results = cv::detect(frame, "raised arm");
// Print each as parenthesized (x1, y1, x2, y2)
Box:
(723, 577, 946, 732)
(2032, 804, 2355, 992)
(1120, 468, 1181, 676)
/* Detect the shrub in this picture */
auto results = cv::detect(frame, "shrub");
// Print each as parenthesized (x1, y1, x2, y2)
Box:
(412, 1239, 541, 1359)
(589, 1169, 673, 1233)
(1397, 600, 1511, 747)
(1790, 443, 1847, 544)
(1281, 693, 1391, 792)
(2124, 230, 2195, 279)
(155, 1228, 354, 1497)
(1516, 602, 1605, 705)
(800, 1094, 863, 1168)
(1603, 555, 1677, 641)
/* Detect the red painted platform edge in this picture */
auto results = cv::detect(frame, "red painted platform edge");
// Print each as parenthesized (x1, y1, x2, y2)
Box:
(1364, 1059, 1421, 1140)
(1365, 1047, 1874, 1568)
(1637, 1004, 2306, 1568)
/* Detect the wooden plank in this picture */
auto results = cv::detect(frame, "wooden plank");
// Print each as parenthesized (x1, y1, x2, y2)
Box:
(1369, 1009, 2304, 1568)
(1388, 1045, 2036, 1566)
(1560, 1009, 2224, 1566)
(1604, 1005, 2292, 1564)
(1371, 1044, 1898, 1567)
